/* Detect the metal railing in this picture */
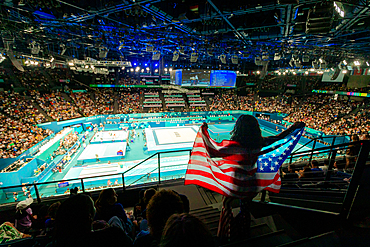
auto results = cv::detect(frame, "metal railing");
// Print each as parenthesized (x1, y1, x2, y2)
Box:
(0, 149, 192, 206)
(2, 139, 369, 221)
(270, 140, 370, 220)
(289, 134, 353, 166)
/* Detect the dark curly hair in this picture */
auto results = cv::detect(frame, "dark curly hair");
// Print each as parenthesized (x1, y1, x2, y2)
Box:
(230, 115, 263, 150)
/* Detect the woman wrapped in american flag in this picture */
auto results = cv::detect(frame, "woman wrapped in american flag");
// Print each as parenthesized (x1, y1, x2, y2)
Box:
(185, 115, 305, 242)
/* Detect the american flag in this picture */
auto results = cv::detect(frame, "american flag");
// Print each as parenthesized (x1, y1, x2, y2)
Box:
(185, 124, 304, 198)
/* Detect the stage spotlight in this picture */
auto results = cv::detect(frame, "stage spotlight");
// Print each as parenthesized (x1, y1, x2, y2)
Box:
(312, 59, 319, 69)
(146, 45, 154, 52)
(190, 53, 198, 63)
(254, 56, 262, 66)
(99, 47, 109, 59)
(220, 54, 226, 64)
(60, 44, 67, 55)
(172, 51, 180, 61)
(302, 55, 310, 63)
(29, 41, 40, 55)
(231, 55, 238, 64)
(274, 53, 281, 61)
(152, 51, 161, 60)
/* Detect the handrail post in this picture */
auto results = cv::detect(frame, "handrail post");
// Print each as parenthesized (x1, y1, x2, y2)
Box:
(33, 183, 41, 204)
(325, 150, 337, 181)
(80, 178, 85, 193)
(328, 136, 336, 161)
(308, 139, 317, 165)
(158, 153, 161, 185)
(122, 173, 125, 192)
(341, 141, 370, 220)
(260, 190, 267, 202)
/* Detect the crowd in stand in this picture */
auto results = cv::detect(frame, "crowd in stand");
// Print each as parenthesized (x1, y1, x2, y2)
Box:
(95, 90, 114, 114)
(189, 106, 208, 112)
(0, 113, 52, 158)
(34, 91, 81, 121)
(70, 92, 99, 116)
(1, 91, 46, 124)
(209, 94, 236, 111)
(254, 96, 298, 114)
(284, 95, 361, 134)
(1, 83, 369, 159)
(117, 91, 141, 114)
(4, 188, 215, 247)
(325, 104, 370, 135)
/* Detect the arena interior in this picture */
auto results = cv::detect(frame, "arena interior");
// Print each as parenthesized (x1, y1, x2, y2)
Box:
(0, 0, 370, 246)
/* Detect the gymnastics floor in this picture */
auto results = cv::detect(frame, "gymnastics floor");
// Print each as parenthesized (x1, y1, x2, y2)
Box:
(90, 130, 128, 143)
(77, 142, 127, 165)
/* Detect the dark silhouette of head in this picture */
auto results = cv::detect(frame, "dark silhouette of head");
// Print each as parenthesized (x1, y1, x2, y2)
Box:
(55, 194, 95, 246)
(230, 115, 263, 150)
(311, 160, 319, 168)
(95, 188, 117, 214)
(143, 188, 156, 205)
(146, 189, 184, 238)
(352, 134, 360, 142)
(160, 213, 215, 247)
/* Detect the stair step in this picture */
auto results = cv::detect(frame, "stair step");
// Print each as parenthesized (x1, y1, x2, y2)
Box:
(222, 229, 292, 247)
(276, 231, 341, 247)
(191, 208, 219, 217)
(209, 222, 273, 238)
(190, 206, 214, 214)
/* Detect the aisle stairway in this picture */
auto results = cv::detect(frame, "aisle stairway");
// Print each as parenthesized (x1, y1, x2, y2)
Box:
(60, 92, 84, 117)
(113, 91, 118, 114)
(3, 67, 22, 88)
(159, 91, 166, 111)
(189, 205, 341, 247)
(26, 96, 54, 122)
(182, 94, 190, 111)
(139, 93, 145, 112)
(40, 69, 56, 87)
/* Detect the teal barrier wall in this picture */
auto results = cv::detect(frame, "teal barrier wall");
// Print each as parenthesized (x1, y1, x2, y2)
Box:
(0, 157, 38, 188)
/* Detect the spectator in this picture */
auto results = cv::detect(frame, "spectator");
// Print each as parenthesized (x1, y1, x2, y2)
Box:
(346, 134, 361, 170)
(55, 194, 132, 247)
(94, 188, 133, 235)
(14, 198, 35, 233)
(134, 189, 184, 247)
(45, 202, 61, 235)
(310, 160, 322, 171)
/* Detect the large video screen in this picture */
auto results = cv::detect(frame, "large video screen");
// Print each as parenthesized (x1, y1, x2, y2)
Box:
(170, 70, 182, 85)
(181, 69, 211, 87)
(170, 69, 237, 88)
(210, 70, 237, 87)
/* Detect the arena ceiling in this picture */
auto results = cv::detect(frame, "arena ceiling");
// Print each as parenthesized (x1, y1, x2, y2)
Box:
(1, 0, 370, 69)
